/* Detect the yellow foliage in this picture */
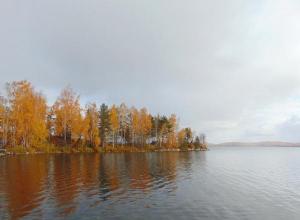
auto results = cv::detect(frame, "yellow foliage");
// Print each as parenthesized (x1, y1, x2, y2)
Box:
(53, 86, 82, 144)
(0, 81, 206, 152)
(83, 103, 100, 147)
(140, 108, 152, 137)
(6, 81, 47, 148)
(110, 105, 119, 132)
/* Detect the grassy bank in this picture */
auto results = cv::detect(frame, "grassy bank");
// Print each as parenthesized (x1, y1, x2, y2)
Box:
(2, 144, 208, 156)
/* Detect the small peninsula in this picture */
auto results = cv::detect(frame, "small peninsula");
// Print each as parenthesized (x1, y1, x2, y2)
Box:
(0, 81, 207, 155)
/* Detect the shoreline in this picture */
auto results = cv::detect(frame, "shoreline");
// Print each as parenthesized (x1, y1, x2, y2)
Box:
(0, 146, 208, 157)
(0, 147, 209, 157)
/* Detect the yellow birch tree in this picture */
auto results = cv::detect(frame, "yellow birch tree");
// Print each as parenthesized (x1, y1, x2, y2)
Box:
(6, 81, 47, 148)
(83, 103, 100, 148)
(52, 86, 82, 146)
(110, 105, 119, 148)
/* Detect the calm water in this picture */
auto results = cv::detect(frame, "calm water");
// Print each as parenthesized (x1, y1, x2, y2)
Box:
(1, 147, 300, 220)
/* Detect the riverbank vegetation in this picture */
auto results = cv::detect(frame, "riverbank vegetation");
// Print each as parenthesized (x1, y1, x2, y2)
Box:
(0, 81, 207, 154)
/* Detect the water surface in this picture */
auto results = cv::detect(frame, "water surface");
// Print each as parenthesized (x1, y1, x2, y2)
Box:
(1, 147, 300, 219)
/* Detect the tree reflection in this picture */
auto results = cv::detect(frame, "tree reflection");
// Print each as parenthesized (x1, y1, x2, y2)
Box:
(0, 152, 197, 219)
(4, 155, 48, 220)
(53, 155, 80, 217)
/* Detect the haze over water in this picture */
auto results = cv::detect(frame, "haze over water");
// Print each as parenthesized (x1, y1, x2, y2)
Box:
(1, 147, 300, 220)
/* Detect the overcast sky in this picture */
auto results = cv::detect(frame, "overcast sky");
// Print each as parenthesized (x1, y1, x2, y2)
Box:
(1, 0, 300, 143)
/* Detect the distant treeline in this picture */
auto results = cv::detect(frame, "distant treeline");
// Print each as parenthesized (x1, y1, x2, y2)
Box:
(0, 81, 207, 152)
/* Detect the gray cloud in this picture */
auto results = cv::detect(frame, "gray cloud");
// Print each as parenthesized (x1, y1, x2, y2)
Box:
(1, 0, 300, 142)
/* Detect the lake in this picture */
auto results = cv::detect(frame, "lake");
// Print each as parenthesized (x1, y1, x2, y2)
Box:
(1, 147, 300, 220)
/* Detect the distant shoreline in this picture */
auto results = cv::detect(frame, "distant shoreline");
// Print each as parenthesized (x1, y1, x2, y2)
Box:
(209, 141, 300, 148)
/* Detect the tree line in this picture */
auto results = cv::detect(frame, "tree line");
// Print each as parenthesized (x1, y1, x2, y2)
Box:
(0, 81, 207, 151)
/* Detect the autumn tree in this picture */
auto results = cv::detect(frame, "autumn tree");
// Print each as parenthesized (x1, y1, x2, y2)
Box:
(46, 107, 55, 142)
(99, 103, 110, 147)
(151, 114, 159, 145)
(118, 103, 129, 146)
(0, 80, 206, 151)
(83, 103, 100, 148)
(6, 81, 48, 148)
(0, 96, 9, 147)
(53, 86, 82, 145)
(177, 129, 186, 149)
(159, 116, 169, 147)
(166, 114, 178, 148)
(130, 107, 139, 147)
(109, 105, 119, 148)
(151, 115, 177, 147)
(185, 128, 193, 144)
(139, 108, 152, 146)
(177, 127, 193, 149)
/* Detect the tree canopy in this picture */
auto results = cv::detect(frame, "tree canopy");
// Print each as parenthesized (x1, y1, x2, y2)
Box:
(0, 81, 207, 151)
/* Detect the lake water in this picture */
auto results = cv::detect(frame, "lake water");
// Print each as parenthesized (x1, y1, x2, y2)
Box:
(1, 147, 300, 220)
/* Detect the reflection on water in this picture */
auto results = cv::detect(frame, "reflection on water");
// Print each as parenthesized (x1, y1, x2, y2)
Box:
(1, 148, 300, 220)
(0, 152, 185, 219)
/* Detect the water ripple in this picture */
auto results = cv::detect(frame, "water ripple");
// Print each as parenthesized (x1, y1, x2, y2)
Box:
(1, 148, 300, 219)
